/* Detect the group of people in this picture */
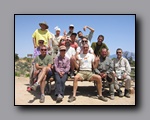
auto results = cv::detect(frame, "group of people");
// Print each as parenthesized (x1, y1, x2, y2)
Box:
(29, 21, 132, 103)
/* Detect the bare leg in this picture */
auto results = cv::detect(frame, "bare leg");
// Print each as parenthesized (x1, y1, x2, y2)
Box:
(40, 75, 47, 94)
(73, 74, 82, 97)
(89, 75, 102, 96)
(36, 67, 49, 84)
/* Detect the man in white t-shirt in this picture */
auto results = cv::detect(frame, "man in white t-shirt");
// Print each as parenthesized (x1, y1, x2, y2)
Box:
(68, 44, 108, 102)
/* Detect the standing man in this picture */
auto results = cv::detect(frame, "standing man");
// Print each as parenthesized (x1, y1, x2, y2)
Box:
(50, 26, 62, 59)
(91, 35, 109, 57)
(54, 46, 70, 102)
(68, 44, 108, 102)
(113, 48, 132, 98)
(67, 24, 75, 36)
(31, 45, 53, 103)
(94, 48, 123, 100)
(32, 22, 52, 50)
(70, 33, 78, 50)
(77, 25, 94, 47)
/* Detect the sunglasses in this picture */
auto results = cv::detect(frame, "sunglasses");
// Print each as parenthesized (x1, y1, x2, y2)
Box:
(83, 47, 88, 49)
(60, 50, 66, 51)
(39, 41, 44, 44)
(41, 49, 47, 51)
(117, 52, 122, 54)
(82, 41, 88, 43)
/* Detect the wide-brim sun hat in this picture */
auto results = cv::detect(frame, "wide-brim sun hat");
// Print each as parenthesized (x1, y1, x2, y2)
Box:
(39, 22, 49, 29)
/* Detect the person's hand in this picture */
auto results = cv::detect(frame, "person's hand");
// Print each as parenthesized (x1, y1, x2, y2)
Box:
(102, 73, 107, 78)
(112, 72, 117, 77)
(48, 46, 51, 51)
(34, 45, 36, 48)
(83, 26, 87, 31)
(59, 72, 63, 77)
(99, 73, 104, 77)
(122, 73, 127, 79)
(64, 30, 67, 36)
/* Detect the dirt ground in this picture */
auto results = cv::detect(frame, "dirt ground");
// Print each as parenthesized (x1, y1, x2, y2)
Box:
(15, 77, 135, 105)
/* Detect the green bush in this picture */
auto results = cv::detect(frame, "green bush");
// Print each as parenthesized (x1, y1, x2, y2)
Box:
(15, 72, 20, 77)
(15, 53, 19, 62)
(25, 73, 30, 77)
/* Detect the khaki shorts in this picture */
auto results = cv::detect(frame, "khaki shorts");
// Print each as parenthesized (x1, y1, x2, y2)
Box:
(77, 70, 94, 81)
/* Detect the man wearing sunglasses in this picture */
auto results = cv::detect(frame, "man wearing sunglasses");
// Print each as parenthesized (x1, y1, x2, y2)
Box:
(31, 45, 53, 103)
(68, 44, 108, 102)
(66, 24, 75, 37)
(54, 46, 70, 103)
(27, 40, 46, 92)
(70, 36, 94, 78)
(113, 48, 131, 98)
(77, 25, 94, 47)
(94, 48, 123, 100)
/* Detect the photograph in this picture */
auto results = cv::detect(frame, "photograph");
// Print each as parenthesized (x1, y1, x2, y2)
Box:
(15, 14, 135, 105)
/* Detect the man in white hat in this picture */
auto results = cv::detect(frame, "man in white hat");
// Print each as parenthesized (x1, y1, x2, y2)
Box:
(66, 24, 75, 37)
(32, 22, 52, 50)
(50, 26, 63, 59)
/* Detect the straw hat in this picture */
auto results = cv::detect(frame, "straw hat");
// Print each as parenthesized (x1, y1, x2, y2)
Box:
(39, 22, 49, 29)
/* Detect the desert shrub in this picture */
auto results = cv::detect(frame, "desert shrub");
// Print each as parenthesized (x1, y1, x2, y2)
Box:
(25, 73, 30, 77)
(15, 72, 20, 77)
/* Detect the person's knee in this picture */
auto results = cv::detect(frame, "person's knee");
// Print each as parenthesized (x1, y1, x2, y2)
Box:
(94, 75, 101, 83)
(74, 75, 79, 81)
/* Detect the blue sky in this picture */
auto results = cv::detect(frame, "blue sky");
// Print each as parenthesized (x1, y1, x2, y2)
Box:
(15, 14, 135, 58)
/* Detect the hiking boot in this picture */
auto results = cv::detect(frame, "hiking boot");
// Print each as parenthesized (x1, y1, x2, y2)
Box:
(68, 96, 76, 102)
(110, 95, 115, 100)
(98, 96, 108, 102)
(31, 82, 38, 91)
(39, 94, 45, 103)
(56, 94, 63, 103)
(116, 89, 124, 97)
(124, 89, 130, 98)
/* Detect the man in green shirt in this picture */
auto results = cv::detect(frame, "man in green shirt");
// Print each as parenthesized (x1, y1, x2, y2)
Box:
(31, 45, 53, 103)
(91, 35, 109, 57)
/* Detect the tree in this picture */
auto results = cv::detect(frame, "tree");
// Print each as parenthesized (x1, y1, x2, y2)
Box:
(15, 53, 19, 62)
(123, 51, 135, 66)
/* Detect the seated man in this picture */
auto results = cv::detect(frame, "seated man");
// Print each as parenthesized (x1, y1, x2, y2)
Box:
(70, 36, 94, 78)
(94, 48, 123, 100)
(113, 48, 132, 98)
(31, 45, 53, 103)
(54, 46, 70, 103)
(57, 37, 76, 78)
(68, 44, 108, 102)
(27, 39, 46, 91)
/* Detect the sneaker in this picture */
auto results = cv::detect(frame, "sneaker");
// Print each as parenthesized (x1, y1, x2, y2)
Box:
(70, 72, 75, 78)
(68, 96, 76, 102)
(31, 82, 38, 91)
(56, 94, 63, 102)
(39, 94, 45, 103)
(98, 96, 108, 102)
(110, 95, 115, 100)
(27, 86, 32, 92)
